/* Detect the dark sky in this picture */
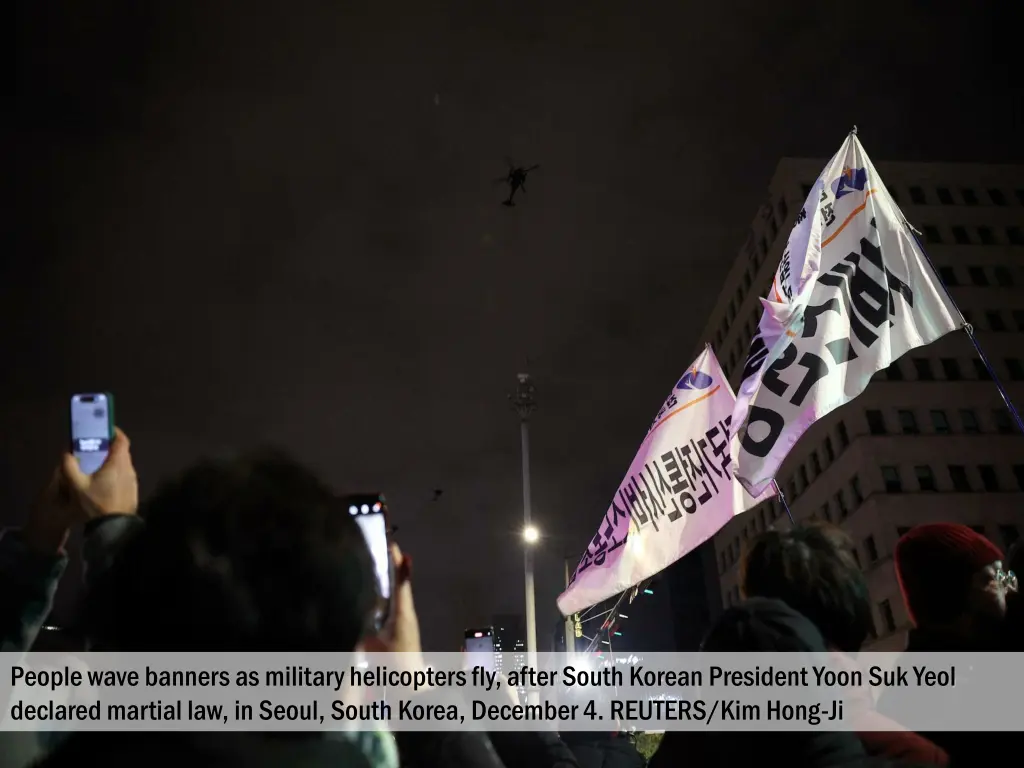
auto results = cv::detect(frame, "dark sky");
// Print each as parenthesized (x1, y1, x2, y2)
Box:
(7, 0, 1020, 649)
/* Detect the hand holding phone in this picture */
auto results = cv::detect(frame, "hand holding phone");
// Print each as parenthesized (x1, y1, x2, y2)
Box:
(24, 397, 137, 552)
(65, 393, 137, 517)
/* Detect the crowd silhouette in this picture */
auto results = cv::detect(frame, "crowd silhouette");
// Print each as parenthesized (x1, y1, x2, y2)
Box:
(1, 428, 1018, 767)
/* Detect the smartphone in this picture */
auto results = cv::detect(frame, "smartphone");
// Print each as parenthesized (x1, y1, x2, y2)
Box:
(70, 393, 115, 476)
(464, 627, 495, 671)
(345, 493, 393, 630)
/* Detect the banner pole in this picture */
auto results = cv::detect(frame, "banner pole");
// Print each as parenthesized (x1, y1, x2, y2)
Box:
(961, 324, 1024, 435)
(772, 480, 796, 526)
(583, 589, 631, 654)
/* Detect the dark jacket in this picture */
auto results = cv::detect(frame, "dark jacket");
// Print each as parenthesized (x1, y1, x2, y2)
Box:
(0, 516, 143, 768)
(649, 598, 871, 768)
(878, 626, 1014, 767)
(488, 731, 579, 768)
(0, 515, 143, 654)
(83, 731, 502, 768)
(37, 732, 378, 768)
(560, 733, 642, 768)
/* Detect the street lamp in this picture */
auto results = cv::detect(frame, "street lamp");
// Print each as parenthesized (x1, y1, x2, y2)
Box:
(510, 373, 539, 704)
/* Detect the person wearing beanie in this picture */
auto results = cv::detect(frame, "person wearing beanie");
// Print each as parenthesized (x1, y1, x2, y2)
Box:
(893, 523, 1009, 651)
(880, 523, 1015, 766)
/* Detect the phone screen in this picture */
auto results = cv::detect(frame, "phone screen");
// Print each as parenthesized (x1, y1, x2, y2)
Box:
(71, 393, 113, 476)
(464, 628, 495, 671)
(347, 496, 392, 628)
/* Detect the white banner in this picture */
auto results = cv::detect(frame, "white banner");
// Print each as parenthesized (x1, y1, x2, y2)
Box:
(557, 346, 772, 616)
(730, 133, 961, 497)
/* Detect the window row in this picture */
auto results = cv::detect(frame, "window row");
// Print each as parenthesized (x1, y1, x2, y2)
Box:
(938, 264, 1017, 287)
(866, 406, 1020, 436)
(879, 463, 1024, 494)
(923, 225, 1024, 247)
(877, 354, 1024, 383)
(799, 184, 1024, 209)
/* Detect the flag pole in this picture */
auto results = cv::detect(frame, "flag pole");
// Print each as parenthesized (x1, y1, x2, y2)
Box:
(583, 589, 631, 654)
(959, 325, 1024, 434)
(771, 480, 796, 526)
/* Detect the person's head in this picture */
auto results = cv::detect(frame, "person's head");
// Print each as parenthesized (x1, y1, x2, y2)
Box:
(699, 598, 868, 766)
(895, 523, 1006, 633)
(740, 523, 873, 653)
(86, 451, 378, 652)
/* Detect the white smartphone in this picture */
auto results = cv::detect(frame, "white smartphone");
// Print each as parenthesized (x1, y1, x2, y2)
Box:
(70, 393, 114, 475)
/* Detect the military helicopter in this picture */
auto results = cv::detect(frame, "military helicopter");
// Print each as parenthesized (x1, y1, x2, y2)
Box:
(495, 158, 539, 206)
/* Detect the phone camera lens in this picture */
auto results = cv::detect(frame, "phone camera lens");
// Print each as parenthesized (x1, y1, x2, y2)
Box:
(93, 408, 106, 419)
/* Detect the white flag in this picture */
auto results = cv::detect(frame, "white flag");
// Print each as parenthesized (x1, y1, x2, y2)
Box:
(557, 345, 773, 617)
(730, 133, 961, 496)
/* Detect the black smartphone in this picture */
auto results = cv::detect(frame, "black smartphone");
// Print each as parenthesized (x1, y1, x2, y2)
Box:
(70, 393, 115, 476)
(464, 627, 495, 671)
(345, 493, 393, 630)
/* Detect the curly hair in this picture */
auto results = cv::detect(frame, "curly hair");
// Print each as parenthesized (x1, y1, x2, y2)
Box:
(85, 450, 377, 652)
(740, 522, 874, 653)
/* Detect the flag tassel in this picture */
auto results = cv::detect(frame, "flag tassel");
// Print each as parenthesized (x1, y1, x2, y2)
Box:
(772, 480, 796, 526)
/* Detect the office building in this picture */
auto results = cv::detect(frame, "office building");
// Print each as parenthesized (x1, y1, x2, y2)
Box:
(701, 159, 1024, 650)
(492, 614, 527, 694)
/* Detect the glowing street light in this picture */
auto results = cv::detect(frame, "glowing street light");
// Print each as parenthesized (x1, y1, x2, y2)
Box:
(523, 525, 540, 544)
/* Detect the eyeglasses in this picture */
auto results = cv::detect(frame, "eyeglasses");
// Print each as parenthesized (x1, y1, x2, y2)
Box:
(996, 569, 1018, 593)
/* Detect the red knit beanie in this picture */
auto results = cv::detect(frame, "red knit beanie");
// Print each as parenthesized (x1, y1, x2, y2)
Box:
(895, 523, 1003, 626)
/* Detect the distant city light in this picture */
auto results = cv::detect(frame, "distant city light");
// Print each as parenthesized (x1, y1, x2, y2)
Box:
(614, 632, 622, 637)
(619, 614, 628, 619)
(643, 589, 654, 595)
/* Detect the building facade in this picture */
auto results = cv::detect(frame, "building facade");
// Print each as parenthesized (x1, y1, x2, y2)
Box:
(702, 159, 1024, 650)
(492, 614, 527, 695)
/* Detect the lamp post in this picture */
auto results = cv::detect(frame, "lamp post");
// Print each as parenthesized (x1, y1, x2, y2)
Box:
(510, 373, 539, 703)
(564, 558, 576, 656)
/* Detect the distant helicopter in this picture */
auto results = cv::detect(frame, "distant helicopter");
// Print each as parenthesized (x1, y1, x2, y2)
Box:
(495, 158, 539, 206)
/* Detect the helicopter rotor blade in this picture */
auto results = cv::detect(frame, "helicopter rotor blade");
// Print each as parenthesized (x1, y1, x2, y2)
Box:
(525, 164, 540, 172)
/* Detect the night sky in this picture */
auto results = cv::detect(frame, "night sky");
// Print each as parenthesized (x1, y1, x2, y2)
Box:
(8, 1, 1020, 650)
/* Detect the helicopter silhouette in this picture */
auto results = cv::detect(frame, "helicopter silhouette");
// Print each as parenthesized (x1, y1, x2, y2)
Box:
(495, 158, 539, 206)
